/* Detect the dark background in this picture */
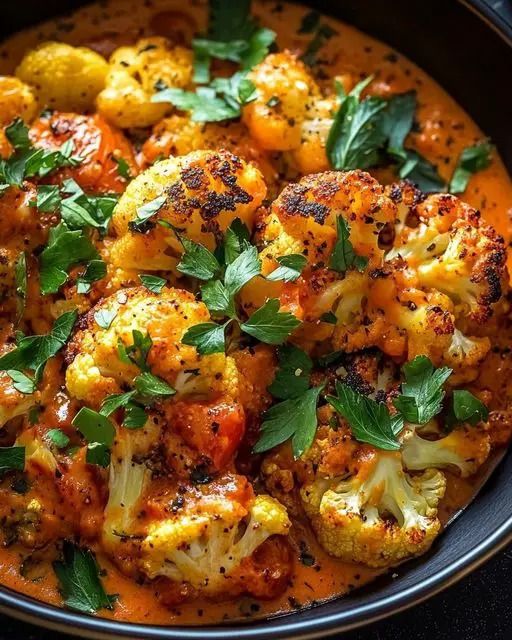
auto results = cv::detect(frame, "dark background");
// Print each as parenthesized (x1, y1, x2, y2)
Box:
(1, 545, 511, 639)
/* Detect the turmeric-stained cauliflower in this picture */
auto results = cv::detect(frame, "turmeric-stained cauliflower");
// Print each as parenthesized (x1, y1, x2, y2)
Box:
(65, 287, 230, 406)
(401, 426, 490, 478)
(109, 150, 266, 271)
(102, 429, 291, 602)
(16, 42, 108, 112)
(141, 115, 277, 188)
(329, 267, 492, 384)
(96, 37, 193, 128)
(301, 451, 445, 568)
(243, 52, 336, 174)
(387, 191, 508, 324)
(0, 76, 37, 126)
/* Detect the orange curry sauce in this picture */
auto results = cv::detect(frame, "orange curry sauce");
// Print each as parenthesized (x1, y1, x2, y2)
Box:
(0, 0, 511, 627)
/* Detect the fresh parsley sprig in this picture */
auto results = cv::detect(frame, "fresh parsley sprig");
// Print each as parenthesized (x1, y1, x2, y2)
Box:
(254, 386, 324, 459)
(0, 446, 25, 474)
(192, 0, 275, 83)
(256, 353, 489, 458)
(53, 542, 116, 614)
(254, 345, 321, 458)
(177, 222, 300, 354)
(39, 222, 103, 295)
(0, 118, 82, 190)
(326, 80, 491, 193)
(101, 330, 176, 429)
(393, 355, 452, 425)
(329, 217, 368, 273)
(327, 381, 403, 450)
(72, 407, 115, 467)
(0, 310, 77, 388)
(449, 141, 493, 194)
(152, 72, 257, 123)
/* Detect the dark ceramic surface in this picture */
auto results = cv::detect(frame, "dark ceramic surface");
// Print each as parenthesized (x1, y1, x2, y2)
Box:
(1, 545, 511, 639)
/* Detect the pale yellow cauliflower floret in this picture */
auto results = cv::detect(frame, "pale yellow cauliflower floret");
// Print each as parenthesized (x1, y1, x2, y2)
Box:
(243, 51, 321, 152)
(243, 51, 337, 174)
(301, 452, 446, 568)
(0, 76, 38, 125)
(109, 149, 266, 272)
(65, 287, 229, 407)
(402, 426, 490, 477)
(241, 170, 395, 317)
(96, 37, 193, 128)
(16, 41, 108, 111)
(140, 493, 290, 593)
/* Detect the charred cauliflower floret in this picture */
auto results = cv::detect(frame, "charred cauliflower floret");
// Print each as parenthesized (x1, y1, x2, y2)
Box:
(139, 488, 291, 596)
(96, 37, 193, 128)
(243, 52, 336, 173)
(16, 41, 108, 112)
(258, 170, 395, 269)
(109, 150, 266, 271)
(301, 451, 445, 568)
(387, 192, 508, 324)
(65, 287, 230, 406)
(262, 351, 493, 569)
(103, 420, 159, 549)
(241, 170, 395, 317)
(401, 426, 490, 477)
(329, 264, 492, 384)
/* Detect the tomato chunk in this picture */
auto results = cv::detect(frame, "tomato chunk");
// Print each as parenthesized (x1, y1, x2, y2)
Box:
(169, 400, 246, 470)
(29, 112, 138, 193)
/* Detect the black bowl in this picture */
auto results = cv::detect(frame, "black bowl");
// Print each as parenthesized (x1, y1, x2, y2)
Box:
(0, 1, 511, 638)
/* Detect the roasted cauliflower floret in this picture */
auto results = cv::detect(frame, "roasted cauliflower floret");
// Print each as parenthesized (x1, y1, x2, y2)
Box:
(244, 52, 321, 151)
(258, 170, 395, 268)
(65, 287, 229, 406)
(242, 170, 395, 318)
(140, 491, 290, 595)
(109, 150, 266, 271)
(16, 41, 108, 112)
(401, 426, 490, 477)
(103, 421, 158, 549)
(387, 192, 508, 324)
(301, 451, 446, 568)
(243, 51, 339, 174)
(329, 266, 491, 383)
(96, 37, 193, 128)
(141, 115, 277, 187)
(0, 76, 37, 126)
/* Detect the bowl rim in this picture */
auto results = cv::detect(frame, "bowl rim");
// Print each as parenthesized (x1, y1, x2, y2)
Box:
(1, 0, 511, 638)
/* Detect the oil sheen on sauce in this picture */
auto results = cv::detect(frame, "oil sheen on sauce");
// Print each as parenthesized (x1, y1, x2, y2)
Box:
(0, 0, 511, 626)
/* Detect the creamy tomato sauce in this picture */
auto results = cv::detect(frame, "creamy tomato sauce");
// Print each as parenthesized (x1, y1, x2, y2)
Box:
(0, 0, 511, 626)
